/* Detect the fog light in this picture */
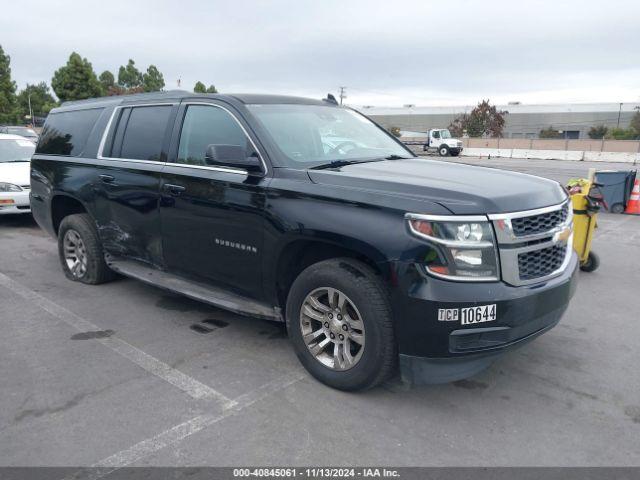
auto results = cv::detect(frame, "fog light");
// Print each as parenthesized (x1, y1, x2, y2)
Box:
(0, 199, 15, 205)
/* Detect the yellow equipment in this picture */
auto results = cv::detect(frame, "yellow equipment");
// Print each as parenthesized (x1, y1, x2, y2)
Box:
(567, 178, 602, 272)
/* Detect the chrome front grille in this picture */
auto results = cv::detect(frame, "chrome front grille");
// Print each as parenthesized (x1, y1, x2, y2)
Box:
(518, 244, 567, 280)
(511, 202, 569, 237)
(489, 200, 573, 286)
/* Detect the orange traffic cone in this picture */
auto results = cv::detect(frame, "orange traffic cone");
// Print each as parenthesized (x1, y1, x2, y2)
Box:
(625, 178, 640, 215)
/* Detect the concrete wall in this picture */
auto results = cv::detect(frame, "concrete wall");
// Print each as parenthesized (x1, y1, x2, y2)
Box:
(405, 137, 640, 153)
(403, 138, 640, 163)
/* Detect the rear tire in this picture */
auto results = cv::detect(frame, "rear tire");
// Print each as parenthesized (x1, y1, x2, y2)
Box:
(58, 213, 116, 285)
(286, 258, 396, 391)
(580, 251, 600, 272)
(438, 146, 450, 157)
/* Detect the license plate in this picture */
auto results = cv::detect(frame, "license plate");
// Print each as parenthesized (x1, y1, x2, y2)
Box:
(460, 304, 497, 325)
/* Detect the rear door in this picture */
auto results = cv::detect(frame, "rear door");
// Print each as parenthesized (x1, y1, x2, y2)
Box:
(159, 101, 269, 299)
(93, 102, 177, 265)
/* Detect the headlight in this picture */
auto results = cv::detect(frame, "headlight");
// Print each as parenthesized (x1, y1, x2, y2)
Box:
(406, 214, 499, 281)
(0, 183, 23, 192)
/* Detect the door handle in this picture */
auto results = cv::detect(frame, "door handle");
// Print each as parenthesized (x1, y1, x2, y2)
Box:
(163, 184, 186, 196)
(99, 174, 115, 183)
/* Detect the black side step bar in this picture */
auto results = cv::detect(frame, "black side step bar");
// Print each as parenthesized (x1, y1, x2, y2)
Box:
(106, 256, 282, 322)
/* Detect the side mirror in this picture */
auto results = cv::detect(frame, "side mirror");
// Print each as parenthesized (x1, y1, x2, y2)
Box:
(204, 144, 262, 172)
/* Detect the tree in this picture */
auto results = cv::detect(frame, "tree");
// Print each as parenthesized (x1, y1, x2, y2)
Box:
(588, 125, 608, 139)
(388, 126, 402, 138)
(630, 110, 640, 136)
(118, 59, 143, 89)
(448, 99, 507, 138)
(539, 126, 563, 139)
(142, 65, 165, 92)
(51, 52, 102, 102)
(16, 82, 57, 119)
(605, 127, 639, 140)
(194, 81, 218, 93)
(0, 45, 18, 124)
(98, 70, 115, 94)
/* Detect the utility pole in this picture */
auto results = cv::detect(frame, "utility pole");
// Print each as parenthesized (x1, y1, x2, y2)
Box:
(617, 102, 623, 128)
(339, 86, 347, 105)
(28, 92, 34, 126)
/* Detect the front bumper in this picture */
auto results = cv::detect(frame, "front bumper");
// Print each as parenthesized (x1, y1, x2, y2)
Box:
(0, 190, 31, 215)
(389, 252, 579, 384)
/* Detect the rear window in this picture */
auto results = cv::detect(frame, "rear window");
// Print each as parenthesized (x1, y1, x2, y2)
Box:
(109, 105, 173, 161)
(0, 138, 36, 163)
(36, 108, 103, 156)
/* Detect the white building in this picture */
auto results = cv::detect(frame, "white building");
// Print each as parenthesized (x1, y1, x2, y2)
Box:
(358, 102, 640, 139)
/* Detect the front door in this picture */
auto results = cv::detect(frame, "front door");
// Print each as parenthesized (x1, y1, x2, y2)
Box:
(159, 102, 268, 299)
(430, 130, 441, 148)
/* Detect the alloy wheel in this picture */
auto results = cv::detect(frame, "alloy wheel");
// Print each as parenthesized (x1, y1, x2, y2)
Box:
(299, 287, 366, 371)
(63, 229, 88, 279)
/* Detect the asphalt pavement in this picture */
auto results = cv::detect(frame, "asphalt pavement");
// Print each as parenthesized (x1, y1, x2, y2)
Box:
(0, 159, 639, 469)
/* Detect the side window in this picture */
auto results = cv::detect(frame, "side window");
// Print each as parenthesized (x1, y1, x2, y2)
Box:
(432, 131, 440, 139)
(177, 105, 253, 166)
(36, 108, 103, 156)
(111, 105, 172, 161)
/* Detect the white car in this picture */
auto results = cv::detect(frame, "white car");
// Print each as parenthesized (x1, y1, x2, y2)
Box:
(0, 134, 35, 215)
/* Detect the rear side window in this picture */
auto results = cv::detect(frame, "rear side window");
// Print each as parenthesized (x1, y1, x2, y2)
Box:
(109, 105, 172, 161)
(36, 108, 103, 156)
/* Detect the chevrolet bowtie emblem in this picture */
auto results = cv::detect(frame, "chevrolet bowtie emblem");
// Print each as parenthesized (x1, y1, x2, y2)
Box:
(554, 226, 572, 243)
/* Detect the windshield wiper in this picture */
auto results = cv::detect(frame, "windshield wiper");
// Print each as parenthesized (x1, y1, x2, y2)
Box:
(311, 155, 410, 170)
(311, 159, 378, 170)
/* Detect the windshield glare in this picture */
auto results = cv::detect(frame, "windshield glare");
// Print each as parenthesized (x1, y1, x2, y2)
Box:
(0, 139, 35, 162)
(247, 104, 411, 167)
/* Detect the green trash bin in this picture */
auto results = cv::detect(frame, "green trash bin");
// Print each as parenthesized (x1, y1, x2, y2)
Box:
(594, 170, 637, 213)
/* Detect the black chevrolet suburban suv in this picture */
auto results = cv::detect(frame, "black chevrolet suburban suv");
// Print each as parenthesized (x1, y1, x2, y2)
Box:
(30, 91, 578, 390)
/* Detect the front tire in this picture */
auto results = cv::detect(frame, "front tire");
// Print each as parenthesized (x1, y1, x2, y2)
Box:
(438, 145, 450, 156)
(58, 213, 116, 284)
(286, 258, 396, 391)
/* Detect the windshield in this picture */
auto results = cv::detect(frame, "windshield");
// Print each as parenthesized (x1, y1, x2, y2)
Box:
(247, 104, 412, 168)
(439, 129, 452, 139)
(0, 138, 36, 162)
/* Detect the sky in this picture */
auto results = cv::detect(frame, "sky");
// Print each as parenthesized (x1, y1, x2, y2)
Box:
(1, 0, 639, 107)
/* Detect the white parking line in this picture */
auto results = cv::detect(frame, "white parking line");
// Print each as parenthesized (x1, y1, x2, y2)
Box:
(0, 272, 236, 408)
(62, 373, 304, 480)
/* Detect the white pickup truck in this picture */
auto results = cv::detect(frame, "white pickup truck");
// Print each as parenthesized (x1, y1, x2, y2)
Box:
(422, 129, 463, 157)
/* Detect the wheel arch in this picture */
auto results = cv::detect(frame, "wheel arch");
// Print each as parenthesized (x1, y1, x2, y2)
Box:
(50, 194, 90, 235)
(271, 235, 391, 313)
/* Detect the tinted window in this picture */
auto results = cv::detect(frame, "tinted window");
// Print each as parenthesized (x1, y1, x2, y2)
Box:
(116, 105, 172, 161)
(36, 108, 102, 156)
(177, 105, 252, 165)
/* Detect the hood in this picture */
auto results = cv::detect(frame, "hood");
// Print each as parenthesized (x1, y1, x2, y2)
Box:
(0, 161, 31, 187)
(307, 158, 566, 214)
